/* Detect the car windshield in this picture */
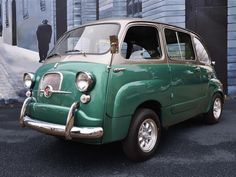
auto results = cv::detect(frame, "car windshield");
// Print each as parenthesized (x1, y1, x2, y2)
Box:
(48, 23, 119, 58)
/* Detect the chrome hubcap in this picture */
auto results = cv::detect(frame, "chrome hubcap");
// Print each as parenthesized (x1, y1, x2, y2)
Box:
(213, 98, 222, 119)
(138, 118, 158, 153)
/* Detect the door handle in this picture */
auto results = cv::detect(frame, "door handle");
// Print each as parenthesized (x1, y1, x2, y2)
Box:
(113, 68, 126, 73)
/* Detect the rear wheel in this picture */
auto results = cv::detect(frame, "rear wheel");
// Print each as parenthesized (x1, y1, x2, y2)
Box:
(122, 108, 161, 161)
(205, 93, 223, 124)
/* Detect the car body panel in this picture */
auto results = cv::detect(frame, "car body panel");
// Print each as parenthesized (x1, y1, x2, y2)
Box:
(26, 61, 109, 128)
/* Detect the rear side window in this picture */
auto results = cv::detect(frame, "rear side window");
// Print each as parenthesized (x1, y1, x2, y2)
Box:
(121, 26, 162, 60)
(194, 37, 211, 65)
(165, 29, 195, 61)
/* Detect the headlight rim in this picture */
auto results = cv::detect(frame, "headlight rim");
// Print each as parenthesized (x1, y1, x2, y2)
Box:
(75, 71, 95, 92)
(23, 72, 35, 89)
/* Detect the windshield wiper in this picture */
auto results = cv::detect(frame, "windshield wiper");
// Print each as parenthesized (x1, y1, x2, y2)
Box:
(47, 53, 61, 59)
(65, 49, 86, 56)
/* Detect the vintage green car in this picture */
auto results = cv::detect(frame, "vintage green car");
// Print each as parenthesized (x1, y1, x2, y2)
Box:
(20, 19, 224, 161)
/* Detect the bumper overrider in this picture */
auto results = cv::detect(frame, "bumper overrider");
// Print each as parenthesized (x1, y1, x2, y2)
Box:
(19, 97, 104, 140)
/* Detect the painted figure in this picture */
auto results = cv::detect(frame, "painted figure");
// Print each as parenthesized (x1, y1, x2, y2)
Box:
(36, 19, 52, 63)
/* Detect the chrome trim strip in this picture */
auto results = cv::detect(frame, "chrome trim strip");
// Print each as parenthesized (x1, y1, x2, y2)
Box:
(39, 90, 72, 94)
(23, 116, 103, 139)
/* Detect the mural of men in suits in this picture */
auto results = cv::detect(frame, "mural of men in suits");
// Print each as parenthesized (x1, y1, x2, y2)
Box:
(36, 19, 52, 63)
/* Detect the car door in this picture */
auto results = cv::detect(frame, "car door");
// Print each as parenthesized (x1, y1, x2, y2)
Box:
(105, 24, 172, 118)
(102, 23, 172, 142)
(164, 28, 204, 120)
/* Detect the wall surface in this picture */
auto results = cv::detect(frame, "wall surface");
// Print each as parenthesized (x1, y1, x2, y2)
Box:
(16, 0, 55, 51)
(99, 0, 127, 19)
(99, 0, 113, 19)
(67, 0, 97, 30)
(142, 0, 185, 28)
(67, 0, 81, 30)
(2, 0, 55, 51)
(228, 0, 236, 94)
(81, 0, 97, 24)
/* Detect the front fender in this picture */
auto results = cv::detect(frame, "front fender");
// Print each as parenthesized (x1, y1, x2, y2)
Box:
(102, 79, 171, 143)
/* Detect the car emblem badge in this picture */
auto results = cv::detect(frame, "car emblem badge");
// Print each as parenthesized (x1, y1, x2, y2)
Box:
(44, 85, 53, 98)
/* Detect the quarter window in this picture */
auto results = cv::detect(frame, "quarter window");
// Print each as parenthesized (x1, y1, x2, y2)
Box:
(194, 37, 211, 65)
(165, 29, 195, 61)
(121, 26, 162, 60)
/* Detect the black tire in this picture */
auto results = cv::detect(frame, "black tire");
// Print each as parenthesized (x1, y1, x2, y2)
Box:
(122, 108, 161, 162)
(204, 93, 223, 124)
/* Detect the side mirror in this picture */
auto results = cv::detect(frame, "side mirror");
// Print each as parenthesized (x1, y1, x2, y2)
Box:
(110, 35, 119, 54)
(211, 61, 216, 66)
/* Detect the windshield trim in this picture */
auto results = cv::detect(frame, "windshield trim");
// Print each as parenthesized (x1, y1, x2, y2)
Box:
(47, 22, 121, 59)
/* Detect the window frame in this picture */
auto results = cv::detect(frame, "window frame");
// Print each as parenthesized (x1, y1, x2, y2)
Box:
(193, 35, 212, 66)
(48, 22, 121, 57)
(119, 23, 165, 63)
(163, 26, 197, 63)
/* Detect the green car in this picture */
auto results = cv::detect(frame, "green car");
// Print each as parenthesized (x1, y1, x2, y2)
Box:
(20, 19, 224, 161)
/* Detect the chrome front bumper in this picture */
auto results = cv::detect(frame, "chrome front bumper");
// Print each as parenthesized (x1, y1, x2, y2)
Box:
(19, 98, 103, 140)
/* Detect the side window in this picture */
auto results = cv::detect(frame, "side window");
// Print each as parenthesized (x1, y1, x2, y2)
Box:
(194, 37, 211, 65)
(121, 26, 162, 60)
(165, 29, 195, 61)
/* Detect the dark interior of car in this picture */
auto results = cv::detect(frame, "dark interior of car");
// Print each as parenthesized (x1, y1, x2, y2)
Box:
(123, 26, 161, 59)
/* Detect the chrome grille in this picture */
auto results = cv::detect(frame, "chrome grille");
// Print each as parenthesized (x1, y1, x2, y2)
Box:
(40, 73, 62, 91)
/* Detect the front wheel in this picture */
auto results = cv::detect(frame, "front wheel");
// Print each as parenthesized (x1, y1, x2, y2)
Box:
(204, 93, 223, 124)
(122, 108, 161, 161)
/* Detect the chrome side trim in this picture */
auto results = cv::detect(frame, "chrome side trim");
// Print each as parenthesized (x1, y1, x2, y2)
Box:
(23, 116, 103, 139)
(39, 90, 72, 94)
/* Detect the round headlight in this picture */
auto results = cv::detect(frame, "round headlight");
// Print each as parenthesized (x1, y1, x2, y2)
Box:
(23, 73, 35, 89)
(76, 72, 94, 92)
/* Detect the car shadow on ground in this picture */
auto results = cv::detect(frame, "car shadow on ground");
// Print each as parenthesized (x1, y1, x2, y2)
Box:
(34, 115, 206, 166)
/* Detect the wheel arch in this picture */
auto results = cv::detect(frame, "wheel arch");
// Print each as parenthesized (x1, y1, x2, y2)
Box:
(206, 89, 225, 113)
(216, 91, 225, 103)
(135, 100, 163, 126)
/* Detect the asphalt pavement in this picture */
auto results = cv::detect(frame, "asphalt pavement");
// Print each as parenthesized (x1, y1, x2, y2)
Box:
(0, 99, 235, 177)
